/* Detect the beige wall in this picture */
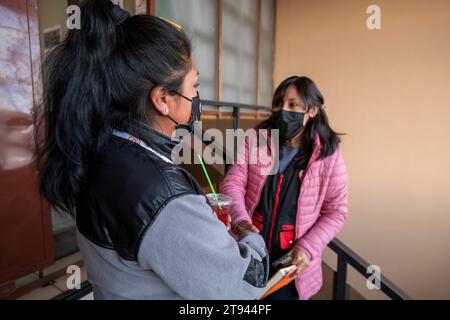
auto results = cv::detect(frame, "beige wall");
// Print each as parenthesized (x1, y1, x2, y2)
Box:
(274, 0, 450, 299)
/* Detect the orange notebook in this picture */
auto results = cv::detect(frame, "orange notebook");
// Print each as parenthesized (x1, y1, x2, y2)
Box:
(259, 265, 298, 299)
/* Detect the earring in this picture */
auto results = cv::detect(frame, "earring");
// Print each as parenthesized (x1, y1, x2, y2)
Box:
(165, 108, 169, 114)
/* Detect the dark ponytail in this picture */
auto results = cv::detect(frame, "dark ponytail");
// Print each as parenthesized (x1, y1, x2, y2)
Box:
(258, 76, 343, 169)
(34, 0, 192, 216)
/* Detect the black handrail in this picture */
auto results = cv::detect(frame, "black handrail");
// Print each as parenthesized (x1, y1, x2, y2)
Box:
(55, 99, 410, 300)
(201, 99, 272, 112)
(201, 100, 271, 158)
(51, 280, 93, 300)
(328, 238, 411, 300)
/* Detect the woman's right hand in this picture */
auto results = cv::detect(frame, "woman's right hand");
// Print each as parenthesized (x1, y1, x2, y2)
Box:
(234, 221, 260, 238)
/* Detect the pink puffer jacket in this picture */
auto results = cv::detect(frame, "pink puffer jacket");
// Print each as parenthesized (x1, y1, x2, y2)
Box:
(221, 131, 349, 300)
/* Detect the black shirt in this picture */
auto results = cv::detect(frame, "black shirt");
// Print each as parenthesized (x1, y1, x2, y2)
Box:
(253, 146, 306, 271)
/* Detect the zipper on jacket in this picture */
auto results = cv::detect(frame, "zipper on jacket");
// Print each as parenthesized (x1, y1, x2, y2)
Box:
(267, 174, 284, 253)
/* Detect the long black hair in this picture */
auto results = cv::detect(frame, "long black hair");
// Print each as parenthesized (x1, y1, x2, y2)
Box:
(258, 76, 342, 169)
(34, 0, 192, 216)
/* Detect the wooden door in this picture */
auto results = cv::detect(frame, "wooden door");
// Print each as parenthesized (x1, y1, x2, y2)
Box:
(0, 0, 53, 297)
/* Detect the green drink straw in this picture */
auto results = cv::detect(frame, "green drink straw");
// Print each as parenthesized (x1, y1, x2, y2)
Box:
(197, 153, 223, 211)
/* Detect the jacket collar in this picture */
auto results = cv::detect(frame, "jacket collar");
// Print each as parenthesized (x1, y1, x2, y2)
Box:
(309, 134, 322, 163)
(120, 121, 178, 161)
(142, 126, 178, 161)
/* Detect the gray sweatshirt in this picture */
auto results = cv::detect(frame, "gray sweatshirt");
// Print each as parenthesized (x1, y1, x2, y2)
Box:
(77, 194, 269, 300)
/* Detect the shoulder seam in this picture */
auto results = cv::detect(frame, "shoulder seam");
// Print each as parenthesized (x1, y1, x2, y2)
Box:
(135, 192, 201, 261)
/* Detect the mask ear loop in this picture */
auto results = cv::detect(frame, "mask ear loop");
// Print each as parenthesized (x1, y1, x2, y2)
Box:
(167, 91, 192, 126)
(170, 90, 202, 124)
(172, 91, 193, 103)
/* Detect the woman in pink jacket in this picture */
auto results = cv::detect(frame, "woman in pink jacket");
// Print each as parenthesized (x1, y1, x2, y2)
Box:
(221, 76, 349, 300)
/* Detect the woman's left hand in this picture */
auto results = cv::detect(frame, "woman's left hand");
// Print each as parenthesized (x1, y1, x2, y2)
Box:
(289, 246, 311, 278)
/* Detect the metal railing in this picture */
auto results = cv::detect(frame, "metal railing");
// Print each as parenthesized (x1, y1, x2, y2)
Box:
(200, 100, 271, 160)
(328, 238, 410, 300)
(53, 100, 410, 300)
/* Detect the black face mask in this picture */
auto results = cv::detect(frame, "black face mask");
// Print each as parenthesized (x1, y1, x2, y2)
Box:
(271, 110, 305, 140)
(168, 91, 202, 133)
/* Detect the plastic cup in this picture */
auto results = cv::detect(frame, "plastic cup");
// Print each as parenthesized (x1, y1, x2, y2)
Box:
(206, 193, 232, 228)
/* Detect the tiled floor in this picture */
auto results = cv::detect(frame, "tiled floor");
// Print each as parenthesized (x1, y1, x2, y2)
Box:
(18, 284, 65, 300)
(15, 252, 90, 300)
(52, 267, 88, 292)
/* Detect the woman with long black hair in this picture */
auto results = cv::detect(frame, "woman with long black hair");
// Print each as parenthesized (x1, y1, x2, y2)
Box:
(222, 76, 349, 300)
(35, 0, 268, 300)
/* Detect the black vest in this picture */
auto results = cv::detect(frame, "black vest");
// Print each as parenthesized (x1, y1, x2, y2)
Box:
(76, 129, 204, 261)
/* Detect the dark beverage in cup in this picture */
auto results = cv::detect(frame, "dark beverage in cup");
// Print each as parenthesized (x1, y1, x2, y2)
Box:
(206, 193, 232, 229)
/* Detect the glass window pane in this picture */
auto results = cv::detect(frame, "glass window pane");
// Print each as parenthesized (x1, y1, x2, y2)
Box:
(258, 0, 275, 107)
(155, 0, 218, 101)
(222, 0, 258, 108)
